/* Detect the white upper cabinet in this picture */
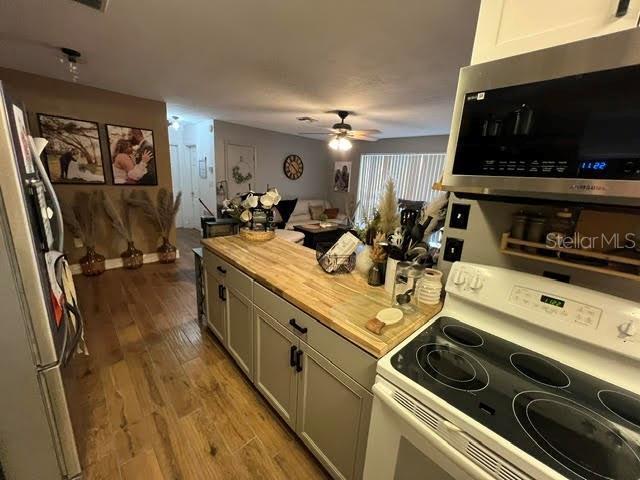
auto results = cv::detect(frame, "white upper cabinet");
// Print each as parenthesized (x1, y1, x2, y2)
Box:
(471, 0, 640, 64)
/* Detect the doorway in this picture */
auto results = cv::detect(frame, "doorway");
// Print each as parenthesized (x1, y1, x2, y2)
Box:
(168, 119, 216, 230)
(169, 143, 200, 229)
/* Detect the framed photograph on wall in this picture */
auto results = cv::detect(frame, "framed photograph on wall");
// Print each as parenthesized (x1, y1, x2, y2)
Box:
(106, 124, 157, 185)
(225, 143, 256, 199)
(37, 114, 106, 184)
(333, 161, 351, 192)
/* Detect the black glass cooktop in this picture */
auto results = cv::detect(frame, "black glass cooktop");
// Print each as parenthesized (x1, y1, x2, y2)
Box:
(391, 316, 640, 480)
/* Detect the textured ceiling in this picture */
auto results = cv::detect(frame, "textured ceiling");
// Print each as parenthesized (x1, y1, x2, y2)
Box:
(0, 0, 479, 138)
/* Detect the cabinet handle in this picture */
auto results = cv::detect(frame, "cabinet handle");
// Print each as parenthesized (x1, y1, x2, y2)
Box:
(289, 346, 297, 367)
(217, 266, 227, 274)
(221, 286, 227, 302)
(218, 285, 223, 300)
(289, 318, 308, 334)
(295, 349, 303, 373)
(616, 0, 630, 16)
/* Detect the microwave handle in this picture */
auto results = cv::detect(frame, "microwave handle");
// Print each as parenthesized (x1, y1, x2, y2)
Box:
(616, 0, 630, 17)
(372, 382, 496, 480)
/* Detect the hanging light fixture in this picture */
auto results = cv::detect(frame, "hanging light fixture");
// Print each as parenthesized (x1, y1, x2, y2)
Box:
(329, 134, 352, 152)
(59, 48, 82, 83)
(168, 116, 181, 130)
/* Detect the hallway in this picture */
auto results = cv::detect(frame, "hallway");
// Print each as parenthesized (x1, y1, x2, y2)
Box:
(64, 228, 328, 480)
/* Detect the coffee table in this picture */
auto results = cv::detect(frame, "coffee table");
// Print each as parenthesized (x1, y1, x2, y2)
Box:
(293, 223, 350, 249)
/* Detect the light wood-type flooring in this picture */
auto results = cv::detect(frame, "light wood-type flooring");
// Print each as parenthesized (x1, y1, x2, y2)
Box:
(63, 228, 329, 480)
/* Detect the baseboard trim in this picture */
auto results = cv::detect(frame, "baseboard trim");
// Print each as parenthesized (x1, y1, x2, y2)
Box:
(70, 249, 181, 275)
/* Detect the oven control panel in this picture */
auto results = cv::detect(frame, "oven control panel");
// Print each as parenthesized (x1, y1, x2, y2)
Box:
(509, 286, 602, 329)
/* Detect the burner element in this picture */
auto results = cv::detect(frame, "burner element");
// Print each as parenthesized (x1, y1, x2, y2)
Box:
(598, 390, 640, 428)
(514, 391, 640, 480)
(442, 324, 484, 347)
(416, 344, 489, 392)
(426, 350, 476, 382)
(510, 353, 570, 388)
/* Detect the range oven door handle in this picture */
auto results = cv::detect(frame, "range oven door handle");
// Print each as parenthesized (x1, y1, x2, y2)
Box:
(372, 382, 496, 480)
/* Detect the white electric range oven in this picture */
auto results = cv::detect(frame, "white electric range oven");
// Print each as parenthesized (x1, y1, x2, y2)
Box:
(364, 262, 640, 480)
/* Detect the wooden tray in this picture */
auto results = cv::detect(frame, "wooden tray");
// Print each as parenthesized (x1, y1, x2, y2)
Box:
(239, 228, 275, 242)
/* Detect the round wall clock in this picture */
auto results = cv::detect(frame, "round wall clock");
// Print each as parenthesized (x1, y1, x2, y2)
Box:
(283, 154, 304, 180)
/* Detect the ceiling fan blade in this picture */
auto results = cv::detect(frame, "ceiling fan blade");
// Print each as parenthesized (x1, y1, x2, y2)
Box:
(299, 132, 332, 136)
(351, 129, 382, 135)
(349, 134, 378, 142)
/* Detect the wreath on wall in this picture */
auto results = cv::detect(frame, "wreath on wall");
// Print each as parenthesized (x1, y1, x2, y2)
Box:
(232, 165, 253, 184)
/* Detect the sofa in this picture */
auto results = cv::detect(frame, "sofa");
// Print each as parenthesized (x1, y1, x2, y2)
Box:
(285, 199, 347, 229)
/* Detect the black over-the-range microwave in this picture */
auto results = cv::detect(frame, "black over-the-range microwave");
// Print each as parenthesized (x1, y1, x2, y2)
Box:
(443, 28, 640, 206)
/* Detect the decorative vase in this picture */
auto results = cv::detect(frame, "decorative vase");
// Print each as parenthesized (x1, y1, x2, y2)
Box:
(157, 237, 177, 263)
(367, 262, 385, 287)
(355, 245, 374, 277)
(79, 247, 105, 276)
(121, 241, 144, 270)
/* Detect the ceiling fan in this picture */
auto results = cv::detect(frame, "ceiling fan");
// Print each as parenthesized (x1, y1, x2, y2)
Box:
(299, 110, 381, 151)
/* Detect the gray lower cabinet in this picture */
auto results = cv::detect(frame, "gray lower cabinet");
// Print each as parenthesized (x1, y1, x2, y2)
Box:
(205, 252, 373, 480)
(254, 307, 299, 428)
(205, 270, 226, 343)
(296, 342, 373, 480)
(226, 286, 254, 380)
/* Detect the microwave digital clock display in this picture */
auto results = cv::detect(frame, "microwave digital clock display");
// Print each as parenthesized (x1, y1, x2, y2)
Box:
(540, 295, 565, 308)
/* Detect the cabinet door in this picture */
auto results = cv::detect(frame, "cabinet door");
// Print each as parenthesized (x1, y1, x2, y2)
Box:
(472, 0, 640, 64)
(226, 287, 254, 380)
(296, 343, 373, 480)
(205, 270, 226, 344)
(254, 307, 299, 428)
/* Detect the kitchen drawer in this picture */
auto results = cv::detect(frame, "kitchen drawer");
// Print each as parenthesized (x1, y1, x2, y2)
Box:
(203, 249, 231, 282)
(254, 282, 376, 389)
(226, 264, 253, 300)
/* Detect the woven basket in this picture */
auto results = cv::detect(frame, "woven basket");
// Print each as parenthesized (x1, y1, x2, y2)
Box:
(239, 228, 276, 242)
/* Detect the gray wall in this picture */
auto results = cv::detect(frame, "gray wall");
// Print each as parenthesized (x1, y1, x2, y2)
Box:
(327, 135, 449, 211)
(214, 120, 331, 200)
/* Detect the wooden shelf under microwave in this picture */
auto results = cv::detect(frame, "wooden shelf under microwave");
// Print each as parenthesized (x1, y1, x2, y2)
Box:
(499, 233, 640, 282)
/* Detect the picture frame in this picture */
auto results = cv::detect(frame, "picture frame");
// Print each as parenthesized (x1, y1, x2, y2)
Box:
(333, 161, 351, 192)
(106, 124, 158, 186)
(37, 113, 106, 184)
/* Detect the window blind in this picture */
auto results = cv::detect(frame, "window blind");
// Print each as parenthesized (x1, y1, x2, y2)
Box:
(356, 152, 446, 224)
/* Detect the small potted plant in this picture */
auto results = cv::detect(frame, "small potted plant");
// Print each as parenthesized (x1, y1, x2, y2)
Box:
(62, 191, 105, 276)
(127, 189, 182, 263)
(102, 191, 143, 269)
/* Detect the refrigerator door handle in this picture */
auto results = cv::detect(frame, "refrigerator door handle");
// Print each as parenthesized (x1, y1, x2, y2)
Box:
(28, 136, 64, 251)
(38, 366, 82, 478)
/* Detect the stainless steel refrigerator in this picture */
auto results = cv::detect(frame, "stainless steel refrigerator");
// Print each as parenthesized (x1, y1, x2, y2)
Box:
(0, 82, 83, 479)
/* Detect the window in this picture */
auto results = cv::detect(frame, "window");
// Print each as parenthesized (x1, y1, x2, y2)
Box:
(356, 153, 446, 224)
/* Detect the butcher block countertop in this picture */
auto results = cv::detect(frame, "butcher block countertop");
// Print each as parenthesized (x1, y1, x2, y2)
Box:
(201, 235, 442, 358)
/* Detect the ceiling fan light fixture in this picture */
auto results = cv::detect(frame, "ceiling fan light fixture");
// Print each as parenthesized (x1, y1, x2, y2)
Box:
(338, 137, 352, 151)
(329, 136, 352, 151)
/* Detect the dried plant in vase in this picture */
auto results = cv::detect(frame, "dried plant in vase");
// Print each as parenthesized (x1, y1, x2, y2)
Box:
(62, 191, 105, 276)
(127, 188, 182, 263)
(368, 232, 388, 286)
(377, 179, 400, 236)
(102, 191, 143, 269)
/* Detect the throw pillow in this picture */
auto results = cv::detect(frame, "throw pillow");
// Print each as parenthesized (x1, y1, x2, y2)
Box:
(324, 208, 339, 219)
(309, 205, 325, 221)
(275, 198, 298, 224)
